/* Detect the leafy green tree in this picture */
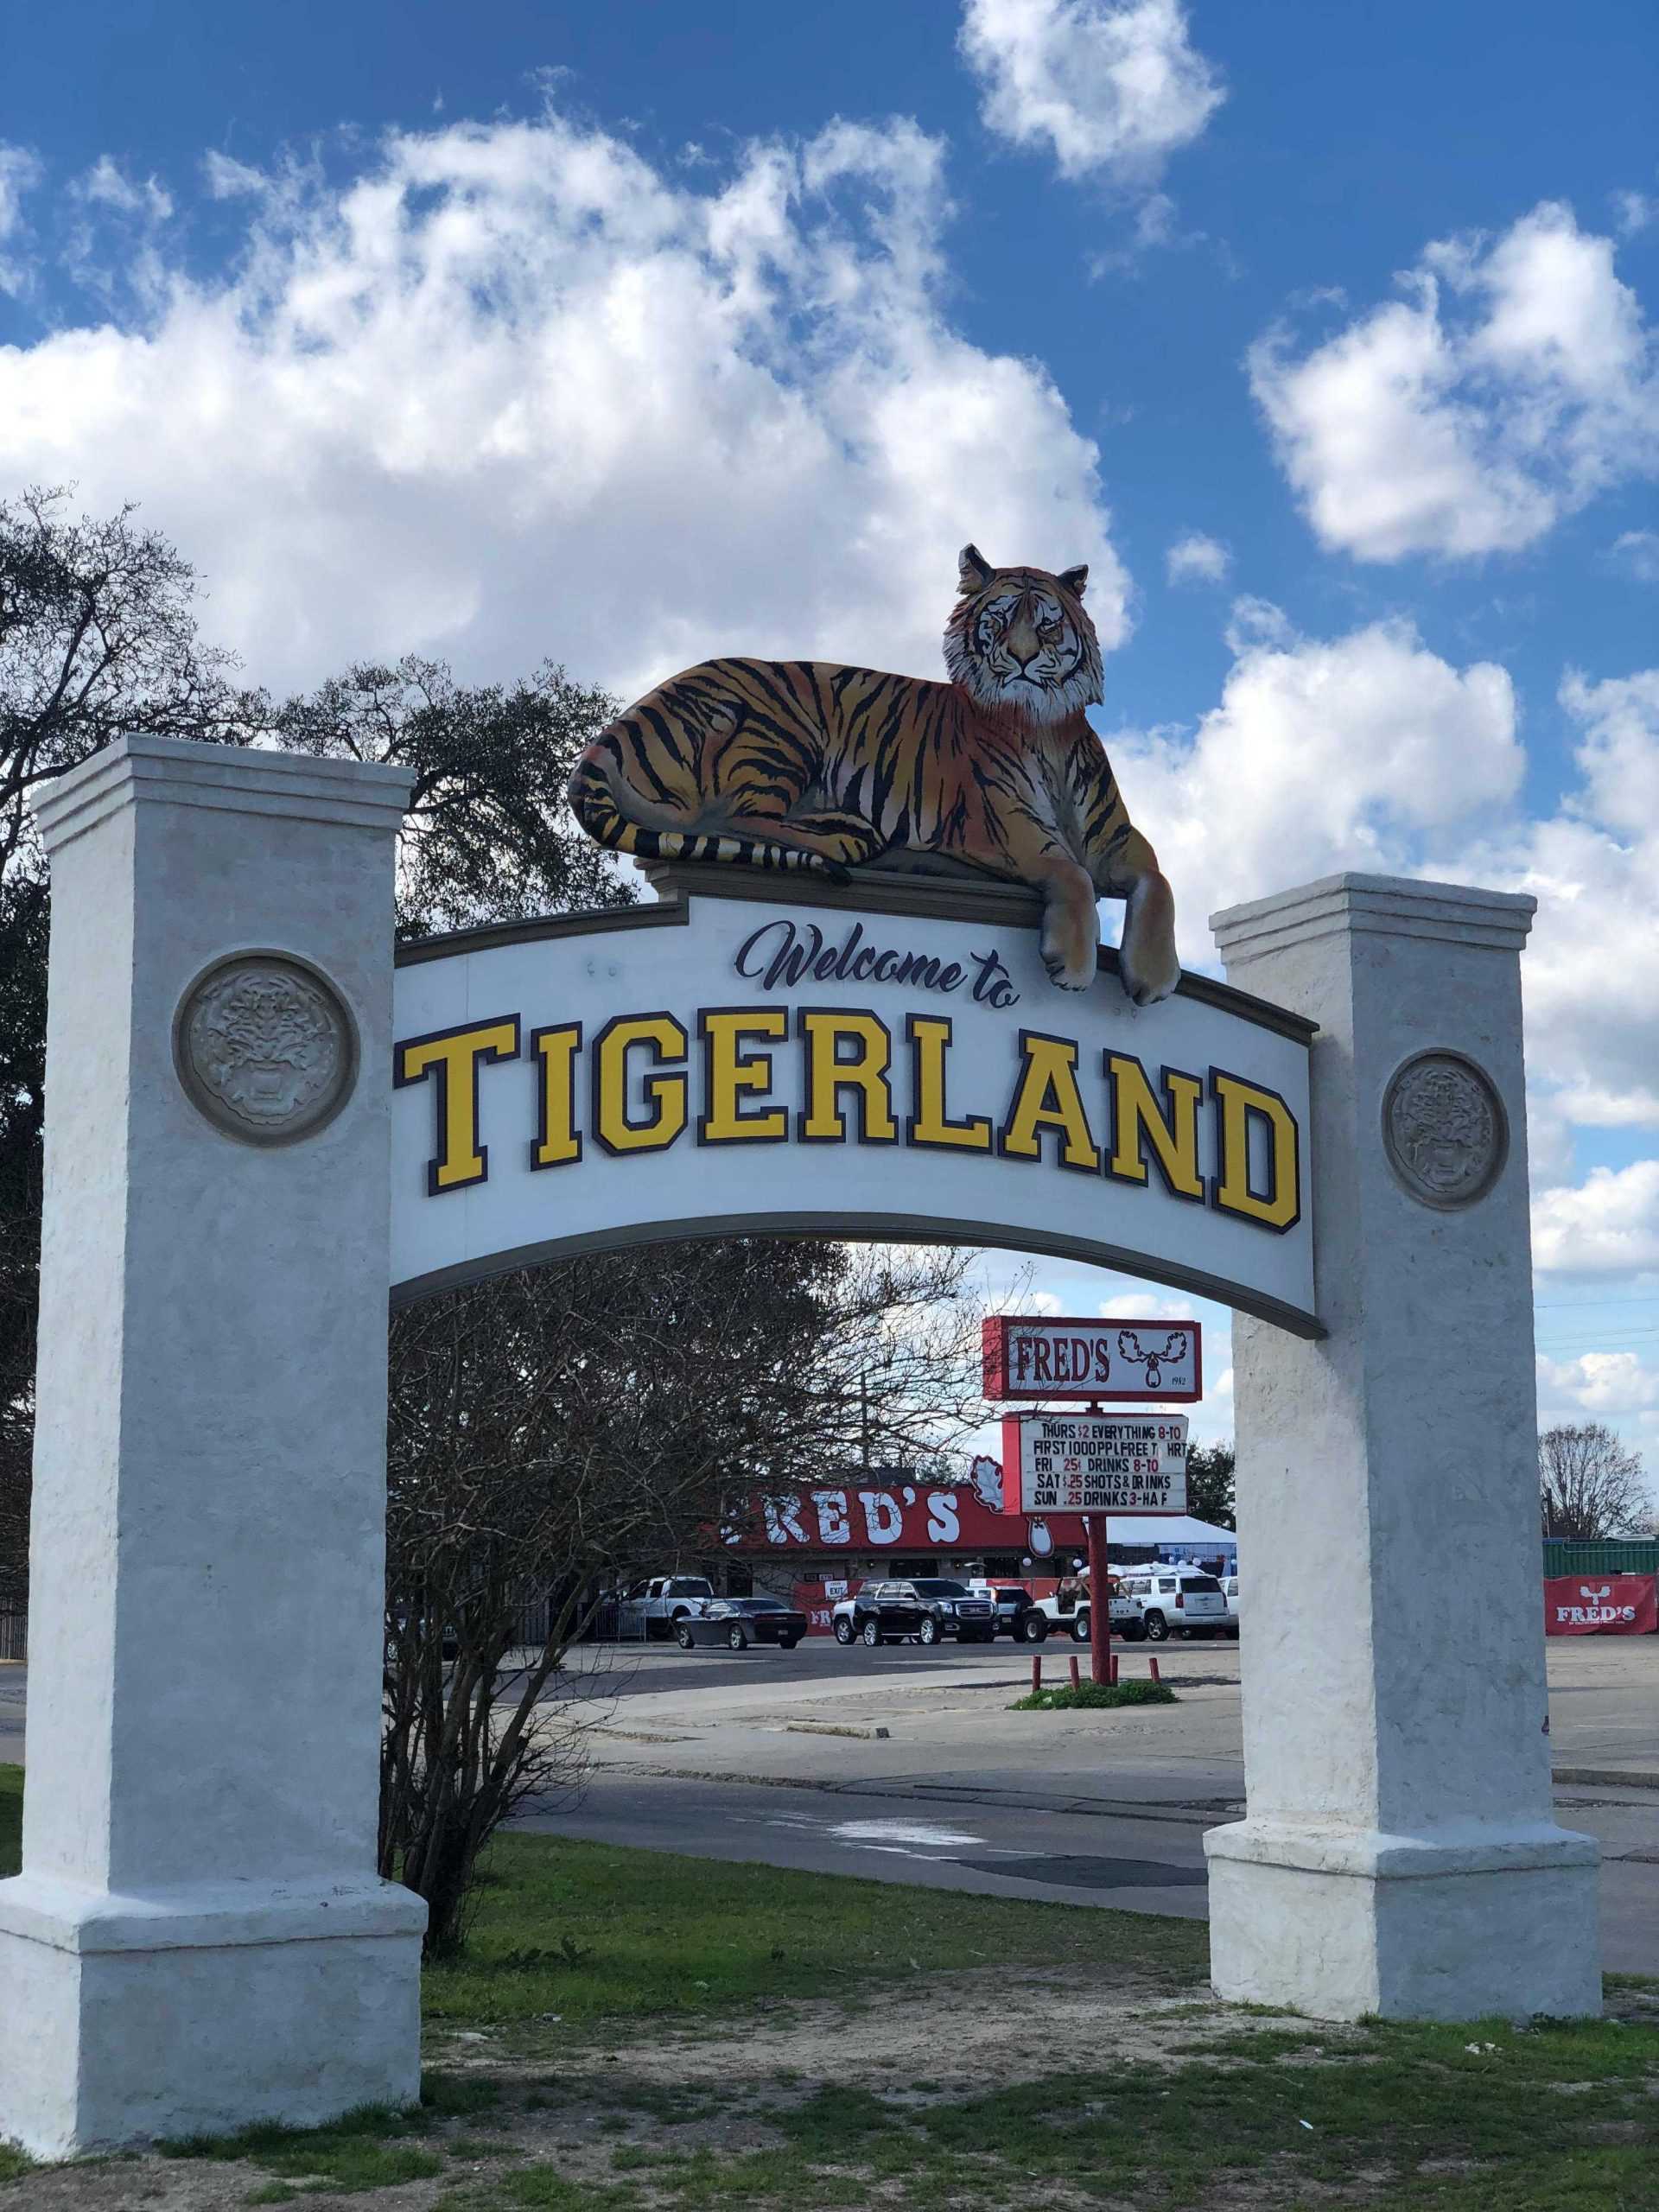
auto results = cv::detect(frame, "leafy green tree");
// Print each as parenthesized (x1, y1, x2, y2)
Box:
(0, 485, 249, 874)
(1185, 1441, 1236, 1531)
(271, 655, 630, 937)
(0, 489, 251, 1605)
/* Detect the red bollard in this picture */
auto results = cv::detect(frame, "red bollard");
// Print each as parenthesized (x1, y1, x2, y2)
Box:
(1069, 1656, 1082, 1690)
(1030, 1655, 1042, 1694)
(1148, 1656, 1160, 1683)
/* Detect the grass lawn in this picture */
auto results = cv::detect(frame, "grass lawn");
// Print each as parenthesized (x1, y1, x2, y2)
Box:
(422, 1821, 1205, 2031)
(1, 1762, 1656, 2209)
(1011, 1677, 1178, 1711)
(0, 1764, 17, 1881)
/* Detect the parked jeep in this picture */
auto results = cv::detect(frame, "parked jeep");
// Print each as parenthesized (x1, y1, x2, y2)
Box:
(1020, 1576, 1139, 1646)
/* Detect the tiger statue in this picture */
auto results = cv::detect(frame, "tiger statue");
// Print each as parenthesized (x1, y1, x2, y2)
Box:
(567, 544, 1179, 1001)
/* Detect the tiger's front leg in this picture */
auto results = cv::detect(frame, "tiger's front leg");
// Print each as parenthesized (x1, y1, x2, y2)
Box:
(1103, 828, 1180, 1007)
(1034, 858, 1101, 993)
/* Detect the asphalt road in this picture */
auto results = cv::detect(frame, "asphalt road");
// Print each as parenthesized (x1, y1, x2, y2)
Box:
(518, 1765, 1659, 1975)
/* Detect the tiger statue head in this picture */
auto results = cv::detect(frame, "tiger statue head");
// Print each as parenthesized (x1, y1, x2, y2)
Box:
(944, 543, 1103, 726)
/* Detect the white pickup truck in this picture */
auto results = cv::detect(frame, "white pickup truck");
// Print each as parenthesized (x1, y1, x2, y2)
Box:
(617, 1574, 716, 1639)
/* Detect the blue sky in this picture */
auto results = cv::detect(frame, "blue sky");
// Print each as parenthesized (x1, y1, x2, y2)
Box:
(3, 3, 1658, 1478)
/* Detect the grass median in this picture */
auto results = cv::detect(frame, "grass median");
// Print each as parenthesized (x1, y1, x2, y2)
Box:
(2, 1763, 1656, 2209)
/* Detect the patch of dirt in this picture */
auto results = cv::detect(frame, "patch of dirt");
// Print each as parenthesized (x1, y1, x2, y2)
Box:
(4, 1967, 1299, 2212)
(447, 1962, 1302, 2097)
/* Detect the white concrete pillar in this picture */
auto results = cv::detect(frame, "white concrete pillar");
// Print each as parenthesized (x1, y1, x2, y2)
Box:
(0, 736, 425, 2158)
(1204, 874, 1599, 2022)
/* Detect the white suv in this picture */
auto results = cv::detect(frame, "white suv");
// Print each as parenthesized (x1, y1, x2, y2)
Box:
(1116, 1570, 1230, 1642)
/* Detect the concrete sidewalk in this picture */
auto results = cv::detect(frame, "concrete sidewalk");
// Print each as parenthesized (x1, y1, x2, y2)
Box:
(556, 1636, 1658, 1798)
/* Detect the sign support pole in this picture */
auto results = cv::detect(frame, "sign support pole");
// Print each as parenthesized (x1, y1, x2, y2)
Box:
(1085, 1511, 1111, 1688)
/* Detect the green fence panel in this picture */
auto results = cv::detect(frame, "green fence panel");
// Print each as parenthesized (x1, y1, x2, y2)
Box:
(1542, 1540, 1659, 1578)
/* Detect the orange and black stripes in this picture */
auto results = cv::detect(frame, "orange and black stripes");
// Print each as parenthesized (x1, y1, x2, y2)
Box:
(567, 562, 1142, 903)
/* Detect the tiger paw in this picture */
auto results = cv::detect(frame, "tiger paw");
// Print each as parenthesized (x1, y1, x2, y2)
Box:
(1118, 941, 1180, 1006)
(1041, 933, 1097, 992)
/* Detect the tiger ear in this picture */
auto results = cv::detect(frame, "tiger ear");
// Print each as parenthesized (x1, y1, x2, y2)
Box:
(1058, 564, 1089, 600)
(957, 543, 994, 594)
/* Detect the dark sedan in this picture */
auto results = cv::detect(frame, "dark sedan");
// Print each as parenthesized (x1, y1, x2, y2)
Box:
(674, 1598, 807, 1651)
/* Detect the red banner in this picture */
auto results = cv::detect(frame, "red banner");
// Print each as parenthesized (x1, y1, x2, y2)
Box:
(1543, 1574, 1657, 1635)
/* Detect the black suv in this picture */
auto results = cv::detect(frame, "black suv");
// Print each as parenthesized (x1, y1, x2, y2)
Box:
(850, 1579, 995, 1647)
(985, 1584, 1037, 1637)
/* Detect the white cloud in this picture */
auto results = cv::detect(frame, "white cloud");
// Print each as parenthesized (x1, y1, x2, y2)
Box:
(1533, 1162, 1659, 1275)
(1611, 189, 1654, 239)
(0, 141, 41, 296)
(1469, 671, 1659, 1129)
(1250, 201, 1659, 562)
(1166, 530, 1230, 584)
(1537, 1350, 1659, 1416)
(1103, 614, 1522, 947)
(74, 156, 173, 223)
(1611, 529, 1659, 582)
(958, 0, 1223, 185)
(0, 109, 1130, 700)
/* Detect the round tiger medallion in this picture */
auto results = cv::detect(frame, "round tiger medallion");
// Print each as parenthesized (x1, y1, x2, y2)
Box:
(1382, 1051, 1508, 1211)
(175, 954, 357, 1146)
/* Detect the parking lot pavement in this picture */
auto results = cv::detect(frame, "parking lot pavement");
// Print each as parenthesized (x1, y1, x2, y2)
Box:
(518, 1768, 1216, 1920)
(557, 1631, 1240, 1702)
(518, 1765, 1659, 1974)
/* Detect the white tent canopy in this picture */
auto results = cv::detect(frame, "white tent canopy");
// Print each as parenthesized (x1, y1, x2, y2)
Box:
(1107, 1514, 1236, 1550)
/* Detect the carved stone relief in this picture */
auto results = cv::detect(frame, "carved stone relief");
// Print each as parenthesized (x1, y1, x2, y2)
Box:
(175, 954, 356, 1145)
(1382, 1050, 1508, 1211)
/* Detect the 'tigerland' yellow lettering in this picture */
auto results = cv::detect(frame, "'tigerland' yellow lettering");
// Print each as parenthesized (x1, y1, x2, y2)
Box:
(594, 1014, 690, 1154)
(1001, 1033, 1097, 1170)
(700, 1007, 787, 1142)
(907, 1014, 992, 1152)
(1211, 1069, 1300, 1230)
(798, 1010, 896, 1141)
(531, 1023, 582, 1168)
(1105, 1054, 1204, 1199)
(395, 1017, 519, 1194)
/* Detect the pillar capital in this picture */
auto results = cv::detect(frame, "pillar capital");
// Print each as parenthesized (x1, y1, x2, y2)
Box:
(1211, 871, 1535, 964)
(34, 732, 413, 855)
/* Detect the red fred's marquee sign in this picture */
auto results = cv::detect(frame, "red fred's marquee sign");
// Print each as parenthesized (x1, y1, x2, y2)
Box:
(983, 1315, 1201, 1402)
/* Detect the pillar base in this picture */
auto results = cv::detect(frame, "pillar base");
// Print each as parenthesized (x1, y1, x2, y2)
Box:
(0, 1873, 427, 2159)
(1205, 1818, 1600, 2022)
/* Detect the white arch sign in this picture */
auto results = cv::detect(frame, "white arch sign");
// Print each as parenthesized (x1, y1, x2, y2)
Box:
(0, 739, 1599, 2164)
(389, 871, 1317, 1332)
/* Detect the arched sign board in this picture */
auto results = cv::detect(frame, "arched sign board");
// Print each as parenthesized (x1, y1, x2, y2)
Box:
(390, 866, 1319, 1335)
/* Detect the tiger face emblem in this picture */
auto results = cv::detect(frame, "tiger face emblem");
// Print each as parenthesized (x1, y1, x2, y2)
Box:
(945, 547, 1103, 725)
